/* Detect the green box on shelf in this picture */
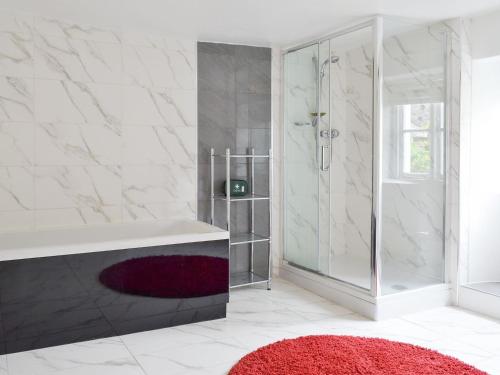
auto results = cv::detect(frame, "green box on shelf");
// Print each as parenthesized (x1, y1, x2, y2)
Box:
(222, 180, 248, 197)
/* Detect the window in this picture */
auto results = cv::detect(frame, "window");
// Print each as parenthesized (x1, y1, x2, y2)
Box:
(396, 102, 444, 179)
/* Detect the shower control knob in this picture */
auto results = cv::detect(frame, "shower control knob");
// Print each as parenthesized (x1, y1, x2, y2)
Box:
(320, 129, 340, 139)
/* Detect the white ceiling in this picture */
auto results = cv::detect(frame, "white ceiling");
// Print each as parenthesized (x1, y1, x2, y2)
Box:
(2, 0, 500, 47)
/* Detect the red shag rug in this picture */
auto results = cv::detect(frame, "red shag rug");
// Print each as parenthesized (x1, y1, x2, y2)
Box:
(99, 255, 228, 298)
(229, 335, 487, 375)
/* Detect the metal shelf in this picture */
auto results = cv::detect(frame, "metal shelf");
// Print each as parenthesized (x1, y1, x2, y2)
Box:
(213, 194, 270, 202)
(210, 147, 273, 291)
(213, 154, 270, 159)
(230, 233, 270, 246)
(230, 271, 269, 288)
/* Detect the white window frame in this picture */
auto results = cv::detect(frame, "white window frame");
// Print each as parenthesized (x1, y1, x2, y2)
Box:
(396, 102, 444, 181)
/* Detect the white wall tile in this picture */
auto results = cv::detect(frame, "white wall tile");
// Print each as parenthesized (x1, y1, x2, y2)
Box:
(122, 165, 196, 205)
(34, 34, 122, 83)
(35, 166, 122, 209)
(0, 210, 34, 232)
(123, 44, 195, 89)
(163, 37, 196, 54)
(123, 200, 195, 222)
(122, 125, 195, 166)
(35, 206, 122, 229)
(0, 32, 34, 77)
(0, 10, 197, 232)
(122, 86, 195, 127)
(122, 31, 196, 54)
(0, 166, 34, 211)
(36, 122, 121, 166)
(34, 17, 121, 43)
(0, 76, 34, 122)
(122, 31, 164, 48)
(0, 122, 34, 166)
(35, 79, 122, 129)
(0, 11, 33, 36)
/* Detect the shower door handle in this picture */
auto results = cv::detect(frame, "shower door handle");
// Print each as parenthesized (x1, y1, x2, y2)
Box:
(320, 145, 330, 171)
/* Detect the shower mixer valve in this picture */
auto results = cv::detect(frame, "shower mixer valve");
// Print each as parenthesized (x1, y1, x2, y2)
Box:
(320, 129, 340, 139)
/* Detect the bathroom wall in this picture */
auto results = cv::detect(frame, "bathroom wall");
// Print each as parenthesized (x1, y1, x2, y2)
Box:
(467, 55, 500, 283)
(464, 10, 500, 283)
(197, 42, 272, 274)
(0, 10, 197, 232)
(471, 10, 500, 59)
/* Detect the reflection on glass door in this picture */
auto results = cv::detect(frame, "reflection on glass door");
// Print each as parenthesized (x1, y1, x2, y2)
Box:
(328, 26, 374, 289)
(283, 44, 320, 271)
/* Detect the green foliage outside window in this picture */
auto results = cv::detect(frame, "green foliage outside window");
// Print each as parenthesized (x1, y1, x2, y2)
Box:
(410, 135, 431, 173)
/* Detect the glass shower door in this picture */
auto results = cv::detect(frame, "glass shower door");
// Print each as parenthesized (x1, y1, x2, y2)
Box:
(283, 24, 375, 292)
(328, 26, 374, 290)
(283, 44, 321, 271)
(283, 26, 375, 292)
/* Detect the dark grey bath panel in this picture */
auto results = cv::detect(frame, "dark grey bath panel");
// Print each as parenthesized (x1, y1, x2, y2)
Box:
(0, 240, 229, 354)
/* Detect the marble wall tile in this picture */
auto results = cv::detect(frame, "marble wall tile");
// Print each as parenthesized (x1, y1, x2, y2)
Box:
(122, 31, 196, 53)
(35, 123, 121, 166)
(0, 10, 198, 232)
(0, 210, 34, 232)
(35, 206, 122, 228)
(122, 86, 195, 127)
(0, 32, 34, 78)
(123, 201, 196, 222)
(123, 44, 195, 89)
(0, 166, 34, 211)
(122, 126, 195, 166)
(0, 122, 34, 166)
(0, 76, 34, 122)
(122, 165, 196, 204)
(34, 17, 121, 43)
(34, 166, 122, 210)
(0, 11, 33, 36)
(162, 37, 197, 54)
(35, 79, 122, 130)
(34, 34, 122, 84)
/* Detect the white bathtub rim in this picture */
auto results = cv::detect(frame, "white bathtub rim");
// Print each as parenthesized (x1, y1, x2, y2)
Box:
(0, 220, 229, 261)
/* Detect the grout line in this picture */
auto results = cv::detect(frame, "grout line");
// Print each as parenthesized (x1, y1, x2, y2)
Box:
(116, 337, 149, 375)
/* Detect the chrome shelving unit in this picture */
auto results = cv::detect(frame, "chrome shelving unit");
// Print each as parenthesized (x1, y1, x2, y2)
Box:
(210, 147, 272, 290)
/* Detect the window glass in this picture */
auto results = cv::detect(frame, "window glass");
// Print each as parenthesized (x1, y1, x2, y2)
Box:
(397, 102, 444, 179)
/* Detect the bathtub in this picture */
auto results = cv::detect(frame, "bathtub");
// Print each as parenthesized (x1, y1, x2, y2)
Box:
(0, 220, 229, 354)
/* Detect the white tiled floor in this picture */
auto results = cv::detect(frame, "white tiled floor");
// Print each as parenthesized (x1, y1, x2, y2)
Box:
(2, 278, 500, 375)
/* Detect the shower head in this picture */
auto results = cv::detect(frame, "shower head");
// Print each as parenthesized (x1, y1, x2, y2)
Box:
(319, 56, 339, 78)
(311, 54, 340, 85)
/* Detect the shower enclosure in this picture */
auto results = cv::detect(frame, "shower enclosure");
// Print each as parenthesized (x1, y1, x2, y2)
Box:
(283, 17, 449, 300)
